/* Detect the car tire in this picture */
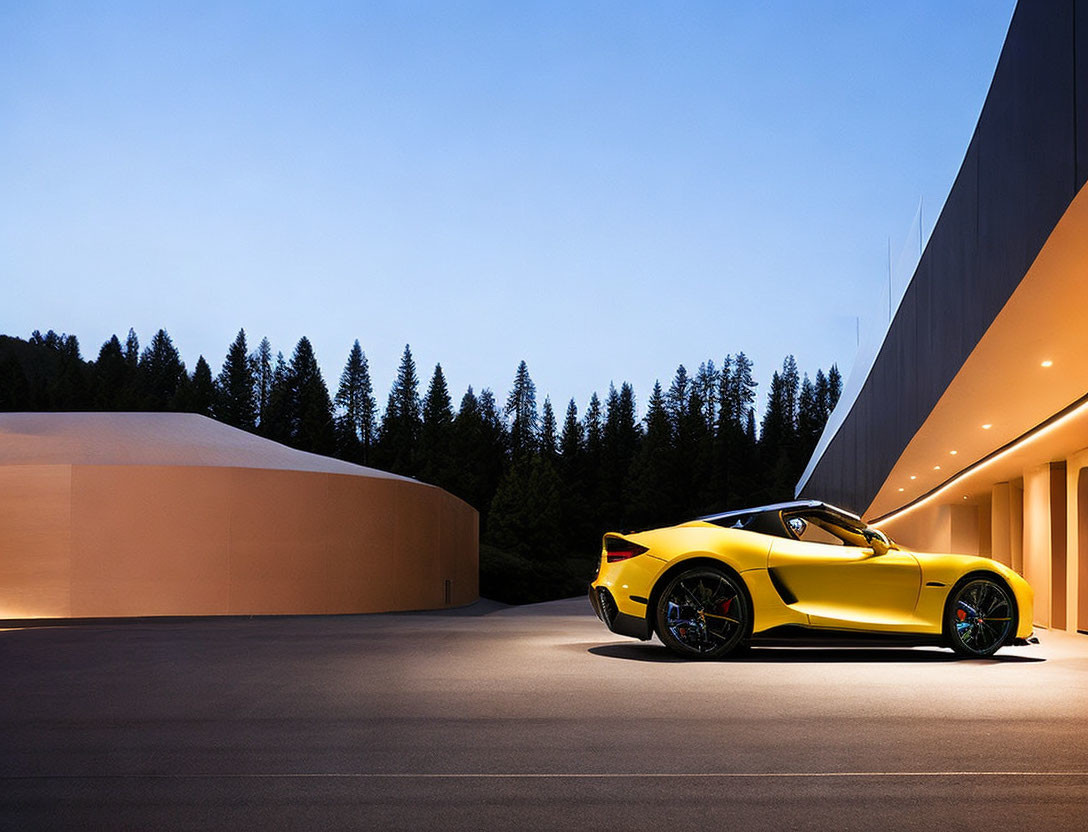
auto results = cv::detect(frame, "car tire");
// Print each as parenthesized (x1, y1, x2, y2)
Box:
(944, 575, 1016, 658)
(655, 567, 750, 660)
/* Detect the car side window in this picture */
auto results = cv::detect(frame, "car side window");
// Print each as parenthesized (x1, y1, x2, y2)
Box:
(797, 518, 845, 545)
(784, 511, 870, 547)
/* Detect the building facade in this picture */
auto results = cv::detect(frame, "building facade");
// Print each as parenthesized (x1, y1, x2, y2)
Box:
(798, 1, 1088, 634)
(0, 412, 478, 619)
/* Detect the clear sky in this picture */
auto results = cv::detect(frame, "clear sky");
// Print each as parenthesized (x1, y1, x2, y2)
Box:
(1, 1, 1016, 417)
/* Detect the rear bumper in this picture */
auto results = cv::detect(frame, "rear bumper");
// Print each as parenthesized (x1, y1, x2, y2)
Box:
(589, 586, 652, 640)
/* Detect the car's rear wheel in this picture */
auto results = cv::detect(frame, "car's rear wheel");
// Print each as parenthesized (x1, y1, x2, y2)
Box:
(655, 567, 749, 659)
(945, 576, 1015, 657)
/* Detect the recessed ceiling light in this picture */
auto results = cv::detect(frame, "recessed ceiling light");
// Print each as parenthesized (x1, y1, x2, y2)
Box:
(910, 475, 917, 480)
(950, 450, 958, 455)
(934, 465, 941, 470)
(898, 487, 905, 492)
(981, 424, 992, 430)
(1041, 360, 1053, 367)
(963, 496, 969, 500)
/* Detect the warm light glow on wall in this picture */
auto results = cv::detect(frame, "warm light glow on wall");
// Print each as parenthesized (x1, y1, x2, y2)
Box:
(1041, 360, 1054, 367)
(982, 424, 993, 430)
(873, 393, 1088, 526)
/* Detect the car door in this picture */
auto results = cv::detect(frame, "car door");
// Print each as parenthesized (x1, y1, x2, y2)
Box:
(767, 536, 922, 630)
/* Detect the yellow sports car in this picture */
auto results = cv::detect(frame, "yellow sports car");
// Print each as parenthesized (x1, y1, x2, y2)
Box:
(589, 500, 1034, 659)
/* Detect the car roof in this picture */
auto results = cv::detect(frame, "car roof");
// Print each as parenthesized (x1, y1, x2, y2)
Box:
(697, 500, 863, 526)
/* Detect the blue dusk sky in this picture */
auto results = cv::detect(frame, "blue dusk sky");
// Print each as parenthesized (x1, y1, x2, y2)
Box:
(1, 1, 1016, 416)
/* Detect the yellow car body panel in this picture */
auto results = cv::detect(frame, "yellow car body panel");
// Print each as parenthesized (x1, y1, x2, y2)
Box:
(594, 522, 808, 634)
(590, 508, 1034, 644)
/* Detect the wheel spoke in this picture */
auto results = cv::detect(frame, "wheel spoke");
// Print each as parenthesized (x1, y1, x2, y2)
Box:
(679, 582, 703, 609)
(706, 576, 735, 606)
(701, 611, 741, 625)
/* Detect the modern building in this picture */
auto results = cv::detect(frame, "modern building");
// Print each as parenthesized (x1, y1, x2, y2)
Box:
(0, 412, 478, 619)
(798, 1, 1088, 634)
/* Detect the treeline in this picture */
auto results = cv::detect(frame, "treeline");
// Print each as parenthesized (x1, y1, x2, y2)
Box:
(0, 328, 841, 603)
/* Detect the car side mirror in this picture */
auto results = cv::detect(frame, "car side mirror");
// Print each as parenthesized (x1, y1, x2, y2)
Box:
(863, 528, 892, 556)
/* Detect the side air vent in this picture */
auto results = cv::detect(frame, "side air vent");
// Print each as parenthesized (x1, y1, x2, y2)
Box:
(767, 569, 798, 605)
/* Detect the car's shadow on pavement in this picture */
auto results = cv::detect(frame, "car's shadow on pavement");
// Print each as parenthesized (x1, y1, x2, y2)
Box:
(588, 643, 1046, 664)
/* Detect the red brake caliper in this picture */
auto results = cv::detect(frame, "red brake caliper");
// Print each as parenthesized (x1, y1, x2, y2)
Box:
(956, 609, 967, 622)
(721, 598, 733, 616)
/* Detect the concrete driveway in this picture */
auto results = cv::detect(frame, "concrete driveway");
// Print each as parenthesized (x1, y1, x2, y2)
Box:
(2, 596, 1087, 830)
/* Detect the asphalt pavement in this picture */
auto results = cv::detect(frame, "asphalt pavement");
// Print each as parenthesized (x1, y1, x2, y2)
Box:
(2, 596, 1088, 830)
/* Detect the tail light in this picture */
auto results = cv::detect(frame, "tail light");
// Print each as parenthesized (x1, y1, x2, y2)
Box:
(604, 536, 649, 563)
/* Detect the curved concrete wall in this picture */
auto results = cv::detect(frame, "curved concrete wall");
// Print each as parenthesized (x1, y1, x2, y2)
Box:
(0, 414, 478, 619)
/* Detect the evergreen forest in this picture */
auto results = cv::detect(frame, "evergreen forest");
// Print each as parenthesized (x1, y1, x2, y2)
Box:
(0, 328, 842, 603)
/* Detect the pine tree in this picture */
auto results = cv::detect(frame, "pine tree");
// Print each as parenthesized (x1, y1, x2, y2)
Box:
(418, 363, 454, 487)
(334, 340, 376, 462)
(93, 335, 128, 409)
(827, 364, 843, 413)
(731, 353, 758, 423)
(186, 356, 216, 416)
(814, 368, 829, 419)
(252, 336, 274, 430)
(681, 378, 713, 515)
(694, 360, 720, 431)
(665, 364, 703, 514)
(554, 397, 588, 552)
(759, 369, 795, 500)
(666, 365, 689, 430)
(760, 371, 786, 449)
(712, 355, 736, 508)
(124, 328, 140, 370)
(583, 391, 603, 481)
(599, 381, 640, 528)
(798, 373, 822, 456)
(475, 387, 510, 537)
(714, 353, 759, 509)
(781, 354, 800, 432)
(217, 329, 256, 429)
(627, 380, 674, 528)
(731, 352, 760, 505)
(378, 344, 422, 475)
(448, 386, 485, 508)
(539, 396, 557, 460)
(288, 336, 335, 454)
(49, 333, 88, 409)
(264, 351, 291, 442)
(479, 388, 505, 443)
(138, 329, 186, 410)
(560, 398, 583, 463)
(505, 360, 538, 460)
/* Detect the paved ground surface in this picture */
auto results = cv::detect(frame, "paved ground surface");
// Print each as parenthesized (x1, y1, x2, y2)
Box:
(2, 596, 1088, 830)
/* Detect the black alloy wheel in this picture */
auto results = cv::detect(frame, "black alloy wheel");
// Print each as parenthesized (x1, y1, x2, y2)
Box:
(946, 576, 1015, 657)
(655, 567, 749, 659)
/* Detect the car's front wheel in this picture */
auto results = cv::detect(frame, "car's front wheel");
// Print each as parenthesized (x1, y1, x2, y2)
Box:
(654, 567, 750, 659)
(945, 575, 1016, 657)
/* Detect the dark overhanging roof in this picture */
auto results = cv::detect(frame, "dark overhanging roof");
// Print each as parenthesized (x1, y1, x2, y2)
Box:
(797, 1, 1088, 515)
